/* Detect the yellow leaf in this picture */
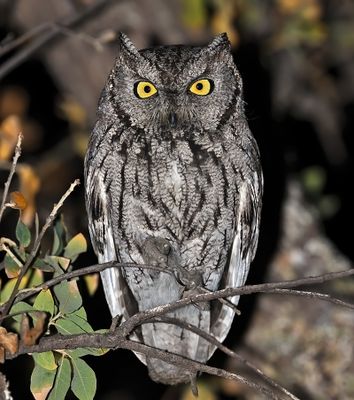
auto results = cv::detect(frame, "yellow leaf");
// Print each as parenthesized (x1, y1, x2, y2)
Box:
(10, 191, 28, 210)
(0, 115, 22, 160)
(64, 233, 87, 261)
(32, 384, 53, 400)
(17, 164, 40, 225)
(59, 98, 87, 126)
(84, 273, 99, 296)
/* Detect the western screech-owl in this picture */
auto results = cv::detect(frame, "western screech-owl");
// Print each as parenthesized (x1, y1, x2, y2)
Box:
(85, 32, 263, 385)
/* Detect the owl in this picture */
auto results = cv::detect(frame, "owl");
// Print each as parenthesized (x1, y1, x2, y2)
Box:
(84, 32, 263, 386)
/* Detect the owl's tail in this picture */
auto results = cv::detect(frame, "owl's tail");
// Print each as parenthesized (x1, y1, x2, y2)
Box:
(139, 305, 211, 385)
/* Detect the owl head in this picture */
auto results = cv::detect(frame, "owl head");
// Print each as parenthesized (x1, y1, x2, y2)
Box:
(107, 33, 243, 136)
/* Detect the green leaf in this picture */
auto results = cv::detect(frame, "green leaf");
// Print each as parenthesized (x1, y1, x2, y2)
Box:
(68, 346, 107, 358)
(55, 307, 92, 335)
(54, 280, 82, 314)
(64, 233, 87, 262)
(71, 358, 97, 400)
(0, 269, 42, 305)
(47, 357, 71, 400)
(33, 352, 57, 371)
(9, 301, 34, 331)
(52, 216, 68, 256)
(33, 258, 55, 272)
(4, 253, 20, 278)
(1, 278, 17, 304)
(30, 362, 56, 400)
(27, 268, 44, 287)
(45, 256, 70, 274)
(10, 301, 34, 318)
(55, 308, 107, 358)
(34, 289, 56, 317)
(16, 219, 31, 248)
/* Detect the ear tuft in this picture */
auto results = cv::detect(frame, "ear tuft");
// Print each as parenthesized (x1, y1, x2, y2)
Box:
(118, 32, 141, 59)
(207, 33, 231, 53)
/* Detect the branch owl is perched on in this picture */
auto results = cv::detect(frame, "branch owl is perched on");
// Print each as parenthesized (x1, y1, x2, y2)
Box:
(85, 32, 263, 385)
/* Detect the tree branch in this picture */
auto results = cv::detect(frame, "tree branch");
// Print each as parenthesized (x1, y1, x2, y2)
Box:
(119, 267, 354, 337)
(0, 0, 116, 80)
(264, 288, 354, 310)
(11, 331, 281, 399)
(0, 179, 80, 322)
(150, 317, 300, 400)
(0, 133, 22, 223)
(12, 261, 173, 305)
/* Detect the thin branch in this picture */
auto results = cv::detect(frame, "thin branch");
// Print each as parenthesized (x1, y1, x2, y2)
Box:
(150, 317, 299, 400)
(201, 287, 241, 315)
(119, 268, 354, 337)
(0, 0, 116, 80)
(0, 23, 50, 58)
(0, 179, 80, 323)
(264, 288, 354, 310)
(11, 333, 280, 399)
(12, 261, 173, 305)
(0, 133, 22, 223)
(9, 263, 354, 326)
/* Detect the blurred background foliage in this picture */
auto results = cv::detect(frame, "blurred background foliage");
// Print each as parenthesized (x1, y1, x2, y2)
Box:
(0, 0, 354, 399)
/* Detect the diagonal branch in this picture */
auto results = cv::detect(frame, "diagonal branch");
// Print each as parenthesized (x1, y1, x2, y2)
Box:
(149, 316, 300, 400)
(12, 332, 280, 399)
(0, 0, 116, 80)
(0, 179, 80, 323)
(119, 267, 354, 337)
(11, 261, 173, 305)
(0, 133, 22, 223)
(263, 288, 354, 309)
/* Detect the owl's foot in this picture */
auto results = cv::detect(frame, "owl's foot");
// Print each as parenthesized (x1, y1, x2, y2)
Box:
(200, 287, 241, 316)
(189, 373, 198, 397)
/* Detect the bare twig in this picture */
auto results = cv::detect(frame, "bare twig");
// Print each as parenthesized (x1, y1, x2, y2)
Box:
(264, 288, 354, 310)
(0, 133, 22, 223)
(0, 0, 116, 80)
(0, 179, 80, 322)
(201, 287, 241, 315)
(0, 23, 50, 58)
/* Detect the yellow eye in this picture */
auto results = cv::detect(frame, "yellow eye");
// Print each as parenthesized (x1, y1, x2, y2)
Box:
(189, 79, 214, 96)
(134, 81, 157, 99)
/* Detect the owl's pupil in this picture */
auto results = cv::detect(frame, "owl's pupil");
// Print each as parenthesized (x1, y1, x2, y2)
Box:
(144, 85, 151, 93)
(196, 83, 203, 90)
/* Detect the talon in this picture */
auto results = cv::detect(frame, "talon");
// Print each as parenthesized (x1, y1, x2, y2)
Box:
(190, 374, 198, 397)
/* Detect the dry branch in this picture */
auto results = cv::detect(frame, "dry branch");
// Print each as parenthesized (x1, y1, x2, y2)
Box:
(0, 0, 116, 80)
(152, 317, 300, 400)
(11, 330, 280, 399)
(4, 259, 354, 398)
(0, 133, 22, 223)
(0, 179, 80, 322)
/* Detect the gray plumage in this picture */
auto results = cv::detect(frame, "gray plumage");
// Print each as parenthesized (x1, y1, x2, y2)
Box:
(84, 32, 263, 385)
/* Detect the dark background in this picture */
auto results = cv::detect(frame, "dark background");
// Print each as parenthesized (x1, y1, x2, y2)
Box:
(1, 1, 354, 399)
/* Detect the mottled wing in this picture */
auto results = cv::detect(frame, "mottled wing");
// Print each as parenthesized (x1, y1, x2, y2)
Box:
(85, 164, 125, 318)
(211, 159, 263, 344)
